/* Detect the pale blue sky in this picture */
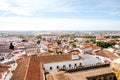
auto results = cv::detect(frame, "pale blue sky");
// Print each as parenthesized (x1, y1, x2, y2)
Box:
(0, 0, 120, 31)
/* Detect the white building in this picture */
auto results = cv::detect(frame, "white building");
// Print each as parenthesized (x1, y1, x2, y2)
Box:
(41, 35, 59, 41)
(38, 52, 104, 73)
(0, 49, 13, 60)
(0, 60, 18, 80)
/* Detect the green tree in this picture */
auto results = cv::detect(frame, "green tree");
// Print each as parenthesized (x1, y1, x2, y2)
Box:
(37, 40, 41, 44)
(36, 35, 41, 39)
(91, 39, 96, 44)
(9, 43, 14, 50)
(96, 41, 116, 48)
(82, 35, 96, 38)
(18, 35, 25, 38)
(57, 40, 61, 45)
(72, 43, 77, 48)
(22, 39, 28, 42)
(85, 40, 90, 43)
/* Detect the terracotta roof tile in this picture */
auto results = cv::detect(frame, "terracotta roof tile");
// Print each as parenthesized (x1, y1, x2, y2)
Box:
(96, 50, 118, 59)
(92, 45, 101, 50)
(11, 56, 43, 80)
(11, 57, 30, 80)
(0, 49, 13, 53)
(34, 53, 83, 63)
(26, 57, 43, 80)
(34, 54, 72, 63)
(0, 64, 9, 73)
(103, 50, 118, 59)
(40, 52, 52, 56)
(68, 50, 80, 55)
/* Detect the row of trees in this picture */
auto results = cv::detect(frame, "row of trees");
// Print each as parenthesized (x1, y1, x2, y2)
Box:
(82, 35, 96, 38)
(96, 41, 116, 48)
(105, 36, 120, 38)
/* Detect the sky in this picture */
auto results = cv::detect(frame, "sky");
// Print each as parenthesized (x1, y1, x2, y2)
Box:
(0, 0, 120, 31)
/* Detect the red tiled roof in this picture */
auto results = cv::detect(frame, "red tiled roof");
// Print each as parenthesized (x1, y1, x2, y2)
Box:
(11, 57, 30, 80)
(26, 57, 43, 80)
(40, 52, 52, 56)
(116, 53, 120, 57)
(92, 45, 101, 50)
(11, 56, 43, 80)
(34, 53, 83, 63)
(33, 54, 72, 63)
(0, 49, 13, 53)
(103, 50, 118, 59)
(11, 51, 83, 80)
(96, 35, 105, 40)
(12, 51, 19, 54)
(96, 51, 108, 57)
(0, 74, 2, 79)
(41, 41, 51, 46)
(96, 50, 118, 59)
(68, 50, 80, 55)
(41, 34, 57, 36)
(0, 64, 9, 73)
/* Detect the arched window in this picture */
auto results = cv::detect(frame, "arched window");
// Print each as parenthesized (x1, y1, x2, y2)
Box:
(107, 74, 114, 80)
(96, 77, 104, 80)
(69, 64, 71, 67)
(63, 65, 66, 69)
(80, 63, 82, 66)
(50, 67, 52, 70)
(57, 66, 59, 69)
(75, 63, 77, 66)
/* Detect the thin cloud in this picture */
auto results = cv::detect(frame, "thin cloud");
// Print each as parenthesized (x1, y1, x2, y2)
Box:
(0, 0, 120, 17)
(0, 0, 76, 16)
(0, 0, 120, 31)
(0, 17, 120, 31)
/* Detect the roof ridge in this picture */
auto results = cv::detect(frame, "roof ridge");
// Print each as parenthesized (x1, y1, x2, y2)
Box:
(24, 57, 30, 80)
(39, 62, 43, 80)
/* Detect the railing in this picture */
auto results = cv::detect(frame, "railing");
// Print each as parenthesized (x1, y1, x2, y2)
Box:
(59, 63, 110, 73)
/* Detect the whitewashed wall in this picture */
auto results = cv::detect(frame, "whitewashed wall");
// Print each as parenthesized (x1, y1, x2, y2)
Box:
(44, 57, 102, 72)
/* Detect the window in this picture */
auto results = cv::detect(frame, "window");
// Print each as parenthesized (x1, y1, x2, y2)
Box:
(96, 77, 104, 80)
(63, 65, 66, 68)
(80, 63, 82, 66)
(69, 64, 71, 67)
(75, 63, 77, 66)
(50, 67, 52, 70)
(107, 75, 114, 80)
(57, 66, 59, 69)
(43, 67, 45, 70)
